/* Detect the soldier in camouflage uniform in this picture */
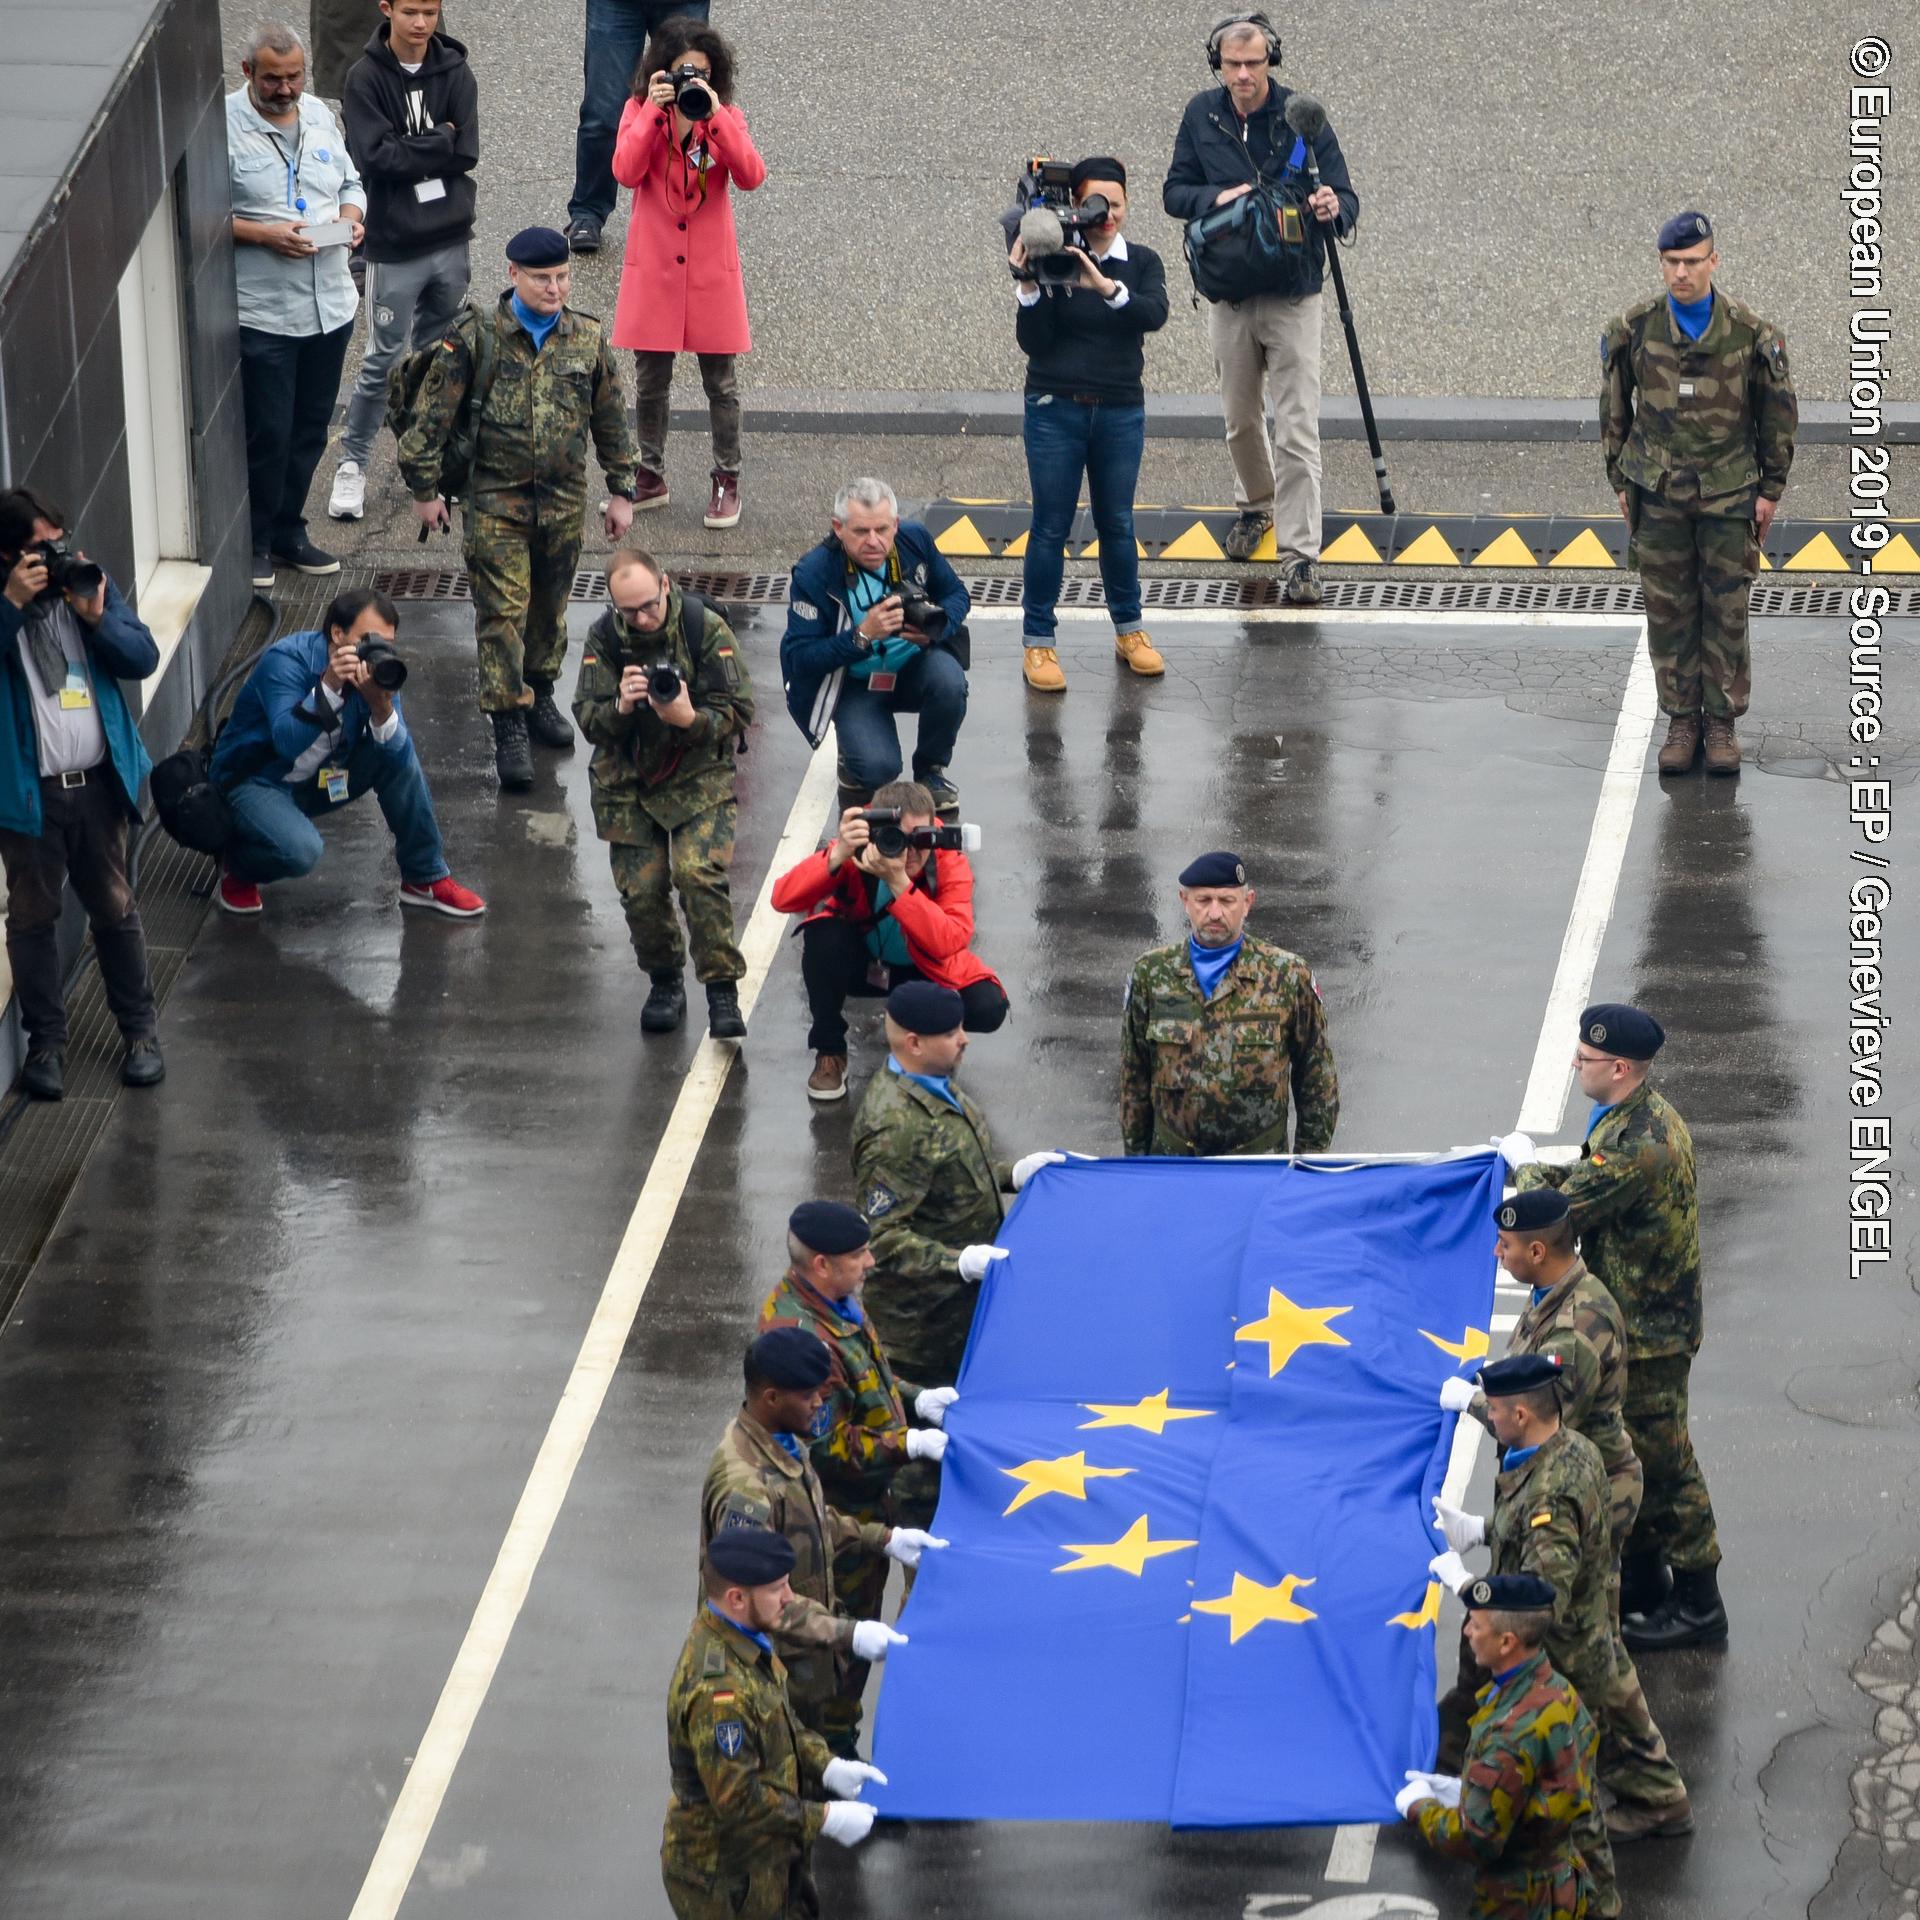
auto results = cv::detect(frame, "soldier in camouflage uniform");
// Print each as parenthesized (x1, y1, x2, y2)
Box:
(396, 226, 637, 790)
(1120, 851, 1337, 1157)
(1401, 1572, 1601, 1920)
(662, 1526, 880, 1918)
(1511, 1002, 1725, 1652)
(1601, 209, 1796, 776)
(574, 549, 753, 1037)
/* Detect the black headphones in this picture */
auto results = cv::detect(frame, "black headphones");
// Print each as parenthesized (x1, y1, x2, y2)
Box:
(1206, 10, 1282, 70)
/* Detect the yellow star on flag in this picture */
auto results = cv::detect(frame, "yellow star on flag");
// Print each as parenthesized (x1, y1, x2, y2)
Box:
(1388, 1581, 1445, 1630)
(1192, 1571, 1318, 1643)
(1053, 1514, 1199, 1576)
(1078, 1390, 1216, 1435)
(1234, 1287, 1353, 1377)
(1420, 1325, 1491, 1364)
(1001, 1450, 1135, 1515)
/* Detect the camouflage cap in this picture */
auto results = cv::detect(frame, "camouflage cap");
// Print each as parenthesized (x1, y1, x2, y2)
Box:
(1464, 1571, 1557, 1612)
(1578, 1001, 1664, 1060)
(1495, 1189, 1570, 1233)
(1657, 210, 1713, 252)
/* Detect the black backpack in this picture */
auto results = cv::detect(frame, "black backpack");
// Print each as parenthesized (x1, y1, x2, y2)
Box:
(148, 743, 234, 855)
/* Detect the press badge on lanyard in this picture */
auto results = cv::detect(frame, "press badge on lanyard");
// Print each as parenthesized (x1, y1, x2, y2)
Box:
(321, 766, 349, 803)
(868, 670, 899, 693)
(59, 666, 93, 711)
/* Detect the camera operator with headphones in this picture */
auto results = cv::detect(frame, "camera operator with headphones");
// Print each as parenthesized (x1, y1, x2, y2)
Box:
(1164, 12, 1358, 591)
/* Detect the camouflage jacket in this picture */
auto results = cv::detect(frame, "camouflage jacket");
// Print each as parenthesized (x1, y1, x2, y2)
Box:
(1516, 1083, 1702, 1360)
(759, 1269, 920, 1511)
(573, 591, 754, 836)
(1415, 1647, 1599, 1919)
(1489, 1426, 1612, 1694)
(1119, 934, 1338, 1156)
(662, 1606, 831, 1880)
(395, 292, 636, 523)
(851, 1062, 1012, 1388)
(1601, 290, 1796, 508)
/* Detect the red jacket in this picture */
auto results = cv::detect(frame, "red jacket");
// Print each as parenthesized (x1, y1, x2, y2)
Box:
(771, 845, 1002, 992)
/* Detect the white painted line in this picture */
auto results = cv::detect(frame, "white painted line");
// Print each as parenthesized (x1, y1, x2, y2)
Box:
(346, 742, 842, 1920)
(1323, 1821, 1379, 1882)
(968, 607, 1642, 629)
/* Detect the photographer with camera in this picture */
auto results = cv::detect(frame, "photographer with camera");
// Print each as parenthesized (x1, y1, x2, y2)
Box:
(770, 780, 1006, 1103)
(610, 16, 764, 529)
(0, 488, 164, 1099)
(1007, 156, 1169, 695)
(573, 548, 753, 1038)
(209, 588, 485, 918)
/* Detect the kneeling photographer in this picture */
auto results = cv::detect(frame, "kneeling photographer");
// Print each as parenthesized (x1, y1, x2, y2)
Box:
(1006, 156, 1169, 695)
(771, 780, 1007, 1104)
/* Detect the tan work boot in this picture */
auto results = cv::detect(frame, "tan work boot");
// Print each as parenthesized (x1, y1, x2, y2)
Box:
(1656, 712, 1700, 776)
(1023, 646, 1067, 692)
(1605, 1792, 1695, 1842)
(807, 1053, 848, 1102)
(1114, 630, 1165, 677)
(1702, 714, 1741, 775)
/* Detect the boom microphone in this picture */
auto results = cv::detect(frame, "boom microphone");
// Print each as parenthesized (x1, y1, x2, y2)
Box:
(1282, 91, 1327, 141)
(1019, 206, 1066, 258)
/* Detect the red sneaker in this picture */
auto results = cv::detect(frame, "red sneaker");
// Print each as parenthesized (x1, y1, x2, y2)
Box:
(704, 468, 741, 529)
(632, 469, 669, 512)
(400, 875, 487, 918)
(218, 871, 263, 915)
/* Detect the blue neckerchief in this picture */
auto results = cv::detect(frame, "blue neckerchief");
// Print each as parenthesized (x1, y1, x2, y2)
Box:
(1502, 1441, 1542, 1472)
(1188, 933, 1244, 1001)
(888, 1055, 961, 1111)
(706, 1601, 772, 1654)
(834, 1291, 865, 1326)
(1491, 1659, 1530, 1686)
(511, 292, 561, 352)
(1585, 1100, 1616, 1137)
(773, 1431, 802, 1458)
(1668, 290, 1713, 340)
(1531, 1285, 1550, 1307)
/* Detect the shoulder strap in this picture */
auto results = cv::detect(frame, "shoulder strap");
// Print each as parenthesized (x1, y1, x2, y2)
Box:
(680, 587, 709, 659)
(467, 304, 499, 411)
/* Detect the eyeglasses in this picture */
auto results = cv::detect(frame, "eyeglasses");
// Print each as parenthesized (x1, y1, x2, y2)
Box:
(615, 583, 668, 620)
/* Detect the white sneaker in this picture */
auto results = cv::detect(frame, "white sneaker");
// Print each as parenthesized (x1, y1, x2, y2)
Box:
(329, 461, 366, 520)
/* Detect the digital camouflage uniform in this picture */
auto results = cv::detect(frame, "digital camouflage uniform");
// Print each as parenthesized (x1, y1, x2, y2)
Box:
(1516, 1082, 1718, 1573)
(700, 1412, 890, 1755)
(1414, 1646, 1600, 1920)
(1601, 290, 1796, 720)
(1119, 933, 1338, 1156)
(396, 292, 636, 714)
(661, 1605, 832, 1920)
(573, 590, 753, 983)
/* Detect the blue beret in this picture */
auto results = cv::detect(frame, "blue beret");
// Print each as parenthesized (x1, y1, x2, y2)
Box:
(707, 1526, 797, 1587)
(748, 1326, 833, 1389)
(1479, 1351, 1565, 1397)
(1656, 210, 1713, 253)
(1464, 1572, 1557, 1613)
(506, 225, 570, 266)
(1495, 1189, 1570, 1234)
(887, 980, 965, 1034)
(788, 1200, 871, 1256)
(1179, 851, 1247, 888)
(1578, 1002, 1664, 1061)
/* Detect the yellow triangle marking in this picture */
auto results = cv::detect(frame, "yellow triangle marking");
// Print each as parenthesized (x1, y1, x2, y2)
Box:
(1784, 530, 1849, 572)
(1394, 525, 1462, 567)
(934, 514, 992, 558)
(1249, 525, 1279, 562)
(1001, 531, 1030, 558)
(1079, 538, 1146, 559)
(1160, 521, 1228, 562)
(1321, 523, 1384, 565)
(1471, 527, 1539, 568)
(1871, 532, 1920, 573)
(1549, 527, 1617, 569)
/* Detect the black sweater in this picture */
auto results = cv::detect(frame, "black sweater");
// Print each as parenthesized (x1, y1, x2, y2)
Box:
(341, 27, 480, 262)
(1013, 242, 1170, 406)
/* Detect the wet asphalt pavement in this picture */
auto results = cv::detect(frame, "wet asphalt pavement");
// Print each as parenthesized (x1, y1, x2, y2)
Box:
(0, 604, 1913, 1920)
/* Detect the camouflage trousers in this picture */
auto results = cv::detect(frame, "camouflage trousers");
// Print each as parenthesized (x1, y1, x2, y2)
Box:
(608, 803, 744, 984)
(824, 1489, 894, 1760)
(464, 509, 583, 713)
(1629, 491, 1756, 719)
(1604, 1461, 1645, 1633)
(661, 1846, 818, 1920)
(1623, 1354, 1721, 1572)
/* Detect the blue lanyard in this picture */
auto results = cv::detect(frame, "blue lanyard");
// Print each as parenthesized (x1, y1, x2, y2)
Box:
(267, 124, 306, 213)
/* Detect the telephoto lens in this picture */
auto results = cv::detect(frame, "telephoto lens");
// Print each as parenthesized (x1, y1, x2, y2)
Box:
(672, 66, 715, 119)
(647, 662, 684, 702)
(355, 636, 408, 691)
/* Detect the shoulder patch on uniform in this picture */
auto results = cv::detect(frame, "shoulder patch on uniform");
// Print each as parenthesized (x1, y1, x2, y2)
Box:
(1767, 337, 1789, 377)
(582, 654, 598, 666)
(442, 338, 458, 351)
(1600, 331, 1610, 372)
(792, 599, 818, 621)
(715, 1720, 745, 1757)
(719, 1506, 761, 1531)
(700, 1645, 727, 1677)
(711, 1689, 735, 1703)
(809, 1401, 833, 1439)
(1530, 1510, 1555, 1528)
(1590, 1151, 1607, 1166)
(863, 1182, 901, 1220)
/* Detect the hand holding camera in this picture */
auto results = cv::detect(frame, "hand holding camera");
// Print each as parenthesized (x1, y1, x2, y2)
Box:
(855, 597, 905, 643)
(618, 658, 696, 727)
(5, 549, 50, 610)
(649, 63, 716, 129)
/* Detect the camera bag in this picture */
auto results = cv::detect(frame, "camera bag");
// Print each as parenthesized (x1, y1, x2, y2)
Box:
(1181, 112, 1314, 305)
(148, 743, 234, 856)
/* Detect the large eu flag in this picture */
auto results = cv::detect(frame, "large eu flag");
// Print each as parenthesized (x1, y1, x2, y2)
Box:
(868, 1153, 1503, 1827)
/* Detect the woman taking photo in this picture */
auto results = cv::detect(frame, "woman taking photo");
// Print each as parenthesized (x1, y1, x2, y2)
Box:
(611, 16, 764, 529)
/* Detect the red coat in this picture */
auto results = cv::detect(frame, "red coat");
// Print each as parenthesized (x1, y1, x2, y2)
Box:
(771, 846, 1003, 993)
(610, 97, 765, 354)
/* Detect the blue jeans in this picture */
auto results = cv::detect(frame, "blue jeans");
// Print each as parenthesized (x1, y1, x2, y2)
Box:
(225, 734, 450, 887)
(1020, 390, 1147, 641)
(832, 646, 969, 788)
(569, 0, 711, 224)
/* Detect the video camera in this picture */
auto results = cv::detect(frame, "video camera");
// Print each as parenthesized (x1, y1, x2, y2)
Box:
(30, 537, 104, 601)
(860, 807, 982, 858)
(1003, 158, 1110, 286)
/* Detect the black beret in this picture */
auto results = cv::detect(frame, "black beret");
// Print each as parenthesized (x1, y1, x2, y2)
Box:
(788, 1200, 871, 1256)
(748, 1326, 833, 1390)
(707, 1526, 798, 1588)
(1479, 1351, 1565, 1397)
(1656, 210, 1712, 253)
(506, 225, 570, 267)
(1179, 851, 1247, 888)
(1578, 1002, 1664, 1061)
(1495, 1189, 1570, 1234)
(887, 979, 965, 1034)
(1071, 155, 1127, 193)
(1464, 1572, 1557, 1613)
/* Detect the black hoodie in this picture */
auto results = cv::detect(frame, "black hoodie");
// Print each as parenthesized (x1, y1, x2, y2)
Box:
(341, 26, 480, 263)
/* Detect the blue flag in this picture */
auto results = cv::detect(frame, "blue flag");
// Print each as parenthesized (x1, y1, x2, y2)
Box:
(869, 1153, 1503, 1827)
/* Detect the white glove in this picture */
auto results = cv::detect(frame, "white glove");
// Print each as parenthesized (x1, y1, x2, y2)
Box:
(1393, 1777, 1432, 1818)
(850, 1619, 908, 1662)
(1396, 1769, 1461, 1816)
(884, 1527, 949, 1568)
(1490, 1130, 1537, 1172)
(1010, 1149, 1068, 1190)
(821, 1757, 888, 1798)
(820, 1800, 877, 1847)
(1432, 1498, 1487, 1553)
(957, 1244, 1009, 1284)
(1438, 1375, 1478, 1413)
(904, 1427, 948, 1463)
(914, 1385, 960, 1426)
(1428, 1548, 1472, 1594)
(1422, 1772, 1463, 1809)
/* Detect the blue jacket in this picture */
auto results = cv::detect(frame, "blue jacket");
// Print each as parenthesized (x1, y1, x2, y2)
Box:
(211, 627, 416, 789)
(0, 580, 158, 835)
(779, 522, 971, 745)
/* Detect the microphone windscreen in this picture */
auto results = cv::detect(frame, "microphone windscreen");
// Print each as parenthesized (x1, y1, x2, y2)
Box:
(1019, 207, 1065, 256)
(1284, 91, 1327, 141)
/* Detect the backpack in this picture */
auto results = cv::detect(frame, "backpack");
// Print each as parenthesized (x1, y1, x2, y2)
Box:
(386, 303, 500, 501)
(148, 743, 234, 855)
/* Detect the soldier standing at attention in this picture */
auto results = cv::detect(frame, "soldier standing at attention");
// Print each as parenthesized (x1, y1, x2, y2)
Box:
(1120, 851, 1337, 1157)
(1602, 210, 1797, 777)
(662, 1526, 884, 1919)
(397, 225, 638, 790)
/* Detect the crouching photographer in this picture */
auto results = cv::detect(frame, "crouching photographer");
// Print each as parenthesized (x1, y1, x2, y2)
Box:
(770, 779, 1007, 1103)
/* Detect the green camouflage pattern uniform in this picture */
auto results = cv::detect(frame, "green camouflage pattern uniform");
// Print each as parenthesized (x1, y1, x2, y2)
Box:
(1119, 934, 1338, 1156)
(396, 292, 637, 713)
(1601, 289, 1796, 720)
(1516, 1082, 1719, 1572)
(573, 591, 753, 983)
(661, 1605, 832, 1920)
(1414, 1646, 1599, 1920)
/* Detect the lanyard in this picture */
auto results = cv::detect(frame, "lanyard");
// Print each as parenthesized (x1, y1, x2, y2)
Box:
(264, 119, 306, 213)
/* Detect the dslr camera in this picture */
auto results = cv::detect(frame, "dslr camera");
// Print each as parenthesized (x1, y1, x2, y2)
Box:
(31, 537, 105, 601)
(644, 661, 684, 702)
(1002, 158, 1110, 287)
(671, 64, 716, 120)
(355, 635, 407, 692)
(891, 581, 950, 645)
(859, 807, 982, 858)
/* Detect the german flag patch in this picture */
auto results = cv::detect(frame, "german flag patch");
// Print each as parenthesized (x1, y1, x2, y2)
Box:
(1530, 1511, 1554, 1529)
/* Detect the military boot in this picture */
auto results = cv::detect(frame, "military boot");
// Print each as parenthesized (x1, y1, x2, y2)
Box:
(525, 678, 576, 752)
(706, 982, 747, 1039)
(1605, 1791, 1695, 1841)
(1619, 1552, 1672, 1621)
(491, 710, 534, 790)
(1623, 1564, 1728, 1652)
(1656, 712, 1700, 775)
(1702, 714, 1741, 775)
(641, 972, 686, 1033)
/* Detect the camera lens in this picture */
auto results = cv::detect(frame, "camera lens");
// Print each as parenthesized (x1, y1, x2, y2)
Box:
(648, 663, 683, 702)
(872, 823, 908, 858)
